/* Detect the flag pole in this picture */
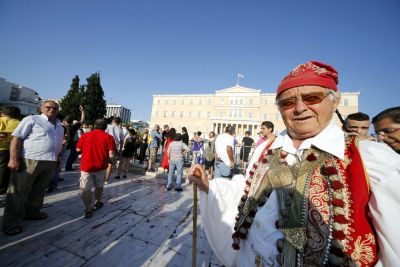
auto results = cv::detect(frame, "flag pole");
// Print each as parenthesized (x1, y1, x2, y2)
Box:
(236, 73, 239, 86)
(192, 183, 198, 267)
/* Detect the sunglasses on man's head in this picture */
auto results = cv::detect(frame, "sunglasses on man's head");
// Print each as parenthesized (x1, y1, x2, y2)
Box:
(276, 91, 331, 110)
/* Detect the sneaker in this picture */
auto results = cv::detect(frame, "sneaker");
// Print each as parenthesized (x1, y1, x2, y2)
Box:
(166, 185, 173, 191)
(104, 181, 109, 185)
(0, 188, 7, 195)
(58, 177, 64, 182)
(84, 210, 93, 219)
(175, 187, 183, 192)
(122, 175, 127, 178)
(46, 187, 57, 193)
(114, 175, 121, 179)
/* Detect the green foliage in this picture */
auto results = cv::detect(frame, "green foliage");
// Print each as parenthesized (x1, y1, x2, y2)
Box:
(84, 72, 106, 124)
(60, 73, 107, 124)
(60, 75, 84, 120)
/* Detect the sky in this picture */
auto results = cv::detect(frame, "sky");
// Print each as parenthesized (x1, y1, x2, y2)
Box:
(1, 0, 399, 121)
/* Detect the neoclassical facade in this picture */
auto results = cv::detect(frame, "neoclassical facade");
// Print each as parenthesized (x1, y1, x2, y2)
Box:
(150, 85, 359, 138)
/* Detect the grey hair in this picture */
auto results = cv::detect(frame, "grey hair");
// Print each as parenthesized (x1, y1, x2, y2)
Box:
(327, 90, 341, 103)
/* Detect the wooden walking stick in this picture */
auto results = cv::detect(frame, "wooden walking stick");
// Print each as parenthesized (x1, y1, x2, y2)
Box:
(192, 168, 201, 267)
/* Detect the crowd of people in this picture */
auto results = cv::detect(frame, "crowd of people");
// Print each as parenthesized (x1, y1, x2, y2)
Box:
(0, 60, 399, 266)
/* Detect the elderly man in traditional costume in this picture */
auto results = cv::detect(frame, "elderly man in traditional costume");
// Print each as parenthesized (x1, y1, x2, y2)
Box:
(189, 61, 400, 266)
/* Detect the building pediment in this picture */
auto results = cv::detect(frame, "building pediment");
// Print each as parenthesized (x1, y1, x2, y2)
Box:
(215, 85, 261, 95)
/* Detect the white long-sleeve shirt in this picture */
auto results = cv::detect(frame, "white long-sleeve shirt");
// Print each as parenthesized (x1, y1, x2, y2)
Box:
(200, 121, 400, 267)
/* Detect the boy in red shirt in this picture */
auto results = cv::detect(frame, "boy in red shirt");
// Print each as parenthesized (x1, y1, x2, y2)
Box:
(76, 119, 116, 219)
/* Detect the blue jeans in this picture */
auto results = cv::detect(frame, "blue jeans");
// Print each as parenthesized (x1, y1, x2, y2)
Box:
(168, 159, 184, 189)
(214, 161, 232, 179)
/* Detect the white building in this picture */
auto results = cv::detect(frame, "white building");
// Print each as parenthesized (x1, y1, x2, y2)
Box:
(0, 77, 42, 115)
(151, 85, 360, 139)
(106, 104, 131, 124)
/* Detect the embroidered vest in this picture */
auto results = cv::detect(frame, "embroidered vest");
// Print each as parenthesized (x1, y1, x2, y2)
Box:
(232, 136, 377, 266)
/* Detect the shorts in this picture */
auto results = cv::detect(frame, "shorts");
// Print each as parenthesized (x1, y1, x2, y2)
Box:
(149, 147, 158, 162)
(205, 159, 215, 169)
(80, 170, 106, 191)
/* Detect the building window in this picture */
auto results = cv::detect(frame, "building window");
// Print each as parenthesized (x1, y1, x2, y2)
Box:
(264, 113, 268, 120)
(344, 99, 348, 106)
(181, 99, 184, 105)
(249, 112, 253, 118)
(264, 99, 268, 105)
(157, 99, 160, 105)
(220, 98, 224, 104)
(171, 111, 175, 117)
(276, 113, 280, 121)
(180, 111, 184, 118)
(199, 99, 202, 105)
(173, 100, 176, 105)
(156, 111, 159, 117)
(190, 99, 193, 105)
(207, 112, 211, 118)
(189, 111, 192, 118)
(249, 99, 253, 105)
(220, 111, 224, 117)
(164, 111, 167, 117)
(165, 99, 168, 105)
(198, 111, 201, 118)
(240, 99, 243, 105)
(208, 98, 211, 105)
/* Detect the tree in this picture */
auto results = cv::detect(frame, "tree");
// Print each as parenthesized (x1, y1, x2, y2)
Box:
(60, 75, 84, 120)
(84, 72, 106, 124)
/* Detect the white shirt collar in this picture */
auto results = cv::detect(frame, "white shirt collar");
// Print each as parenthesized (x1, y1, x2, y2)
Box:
(271, 120, 345, 160)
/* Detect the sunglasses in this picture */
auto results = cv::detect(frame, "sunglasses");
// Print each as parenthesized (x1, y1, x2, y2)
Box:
(43, 106, 59, 111)
(277, 91, 331, 110)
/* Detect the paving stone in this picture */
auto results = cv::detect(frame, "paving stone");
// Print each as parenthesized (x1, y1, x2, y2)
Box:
(6, 244, 85, 267)
(0, 168, 217, 266)
(53, 211, 143, 260)
(85, 235, 159, 267)
(0, 237, 48, 266)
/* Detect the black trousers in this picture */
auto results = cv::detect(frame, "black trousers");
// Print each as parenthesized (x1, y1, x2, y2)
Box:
(0, 150, 10, 191)
(65, 142, 78, 170)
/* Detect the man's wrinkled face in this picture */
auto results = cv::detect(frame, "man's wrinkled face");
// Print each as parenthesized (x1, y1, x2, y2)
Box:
(41, 102, 59, 120)
(346, 119, 370, 137)
(374, 117, 400, 152)
(277, 86, 339, 140)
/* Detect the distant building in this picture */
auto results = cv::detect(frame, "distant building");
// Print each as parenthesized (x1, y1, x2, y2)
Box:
(106, 104, 131, 124)
(130, 120, 150, 132)
(0, 77, 42, 115)
(151, 85, 360, 138)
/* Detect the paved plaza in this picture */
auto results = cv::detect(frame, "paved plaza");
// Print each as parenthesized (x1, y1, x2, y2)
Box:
(0, 165, 224, 267)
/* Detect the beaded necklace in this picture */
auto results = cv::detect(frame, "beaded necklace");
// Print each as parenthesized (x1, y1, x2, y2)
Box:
(232, 145, 351, 267)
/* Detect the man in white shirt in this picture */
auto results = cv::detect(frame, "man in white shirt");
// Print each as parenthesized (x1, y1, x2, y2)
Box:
(214, 126, 235, 179)
(190, 61, 400, 266)
(105, 117, 124, 183)
(3, 100, 64, 236)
